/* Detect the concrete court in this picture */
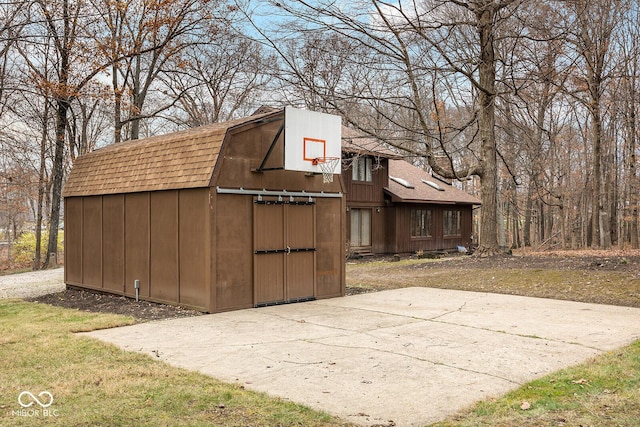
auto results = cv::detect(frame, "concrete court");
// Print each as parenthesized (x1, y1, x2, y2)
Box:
(85, 287, 640, 427)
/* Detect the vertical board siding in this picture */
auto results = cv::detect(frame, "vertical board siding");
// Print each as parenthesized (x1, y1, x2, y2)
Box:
(102, 194, 125, 293)
(215, 194, 254, 311)
(315, 198, 344, 297)
(124, 193, 150, 298)
(178, 188, 209, 308)
(64, 198, 83, 284)
(285, 203, 315, 301)
(253, 202, 286, 304)
(150, 191, 179, 303)
(344, 159, 388, 204)
(82, 196, 102, 287)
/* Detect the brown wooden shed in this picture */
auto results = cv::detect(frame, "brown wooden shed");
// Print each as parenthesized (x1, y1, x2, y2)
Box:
(62, 109, 345, 313)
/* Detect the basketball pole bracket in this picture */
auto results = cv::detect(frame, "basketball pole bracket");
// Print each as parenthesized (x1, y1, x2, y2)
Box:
(255, 122, 285, 172)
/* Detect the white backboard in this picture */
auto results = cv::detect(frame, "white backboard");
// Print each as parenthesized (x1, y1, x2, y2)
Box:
(284, 106, 342, 174)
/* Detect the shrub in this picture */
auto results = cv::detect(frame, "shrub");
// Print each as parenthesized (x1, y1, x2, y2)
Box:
(12, 231, 64, 264)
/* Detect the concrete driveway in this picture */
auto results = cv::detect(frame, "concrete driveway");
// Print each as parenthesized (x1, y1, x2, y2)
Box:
(85, 288, 640, 426)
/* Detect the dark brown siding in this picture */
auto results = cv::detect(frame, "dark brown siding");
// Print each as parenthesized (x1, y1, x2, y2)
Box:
(384, 204, 396, 254)
(66, 189, 210, 310)
(286, 203, 315, 300)
(64, 198, 82, 284)
(215, 194, 254, 311)
(102, 194, 124, 293)
(178, 188, 210, 308)
(392, 204, 474, 253)
(213, 121, 345, 310)
(150, 191, 179, 303)
(345, 159, 388, 254)
(215, 120, 341, 193)
(124, 193, 150, 298)
(371, 207, 386, 254)
(253, 201, 285, 304)
(315, 197, 344, 298)
(344, 158, 388, 204)
(82, 196, 102, 287)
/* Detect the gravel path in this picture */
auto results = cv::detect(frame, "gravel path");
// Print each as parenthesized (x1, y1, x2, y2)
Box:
(0, 268, 65, 299)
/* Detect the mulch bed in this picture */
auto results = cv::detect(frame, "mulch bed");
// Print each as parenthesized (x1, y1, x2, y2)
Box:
(26, 289, 203, 322)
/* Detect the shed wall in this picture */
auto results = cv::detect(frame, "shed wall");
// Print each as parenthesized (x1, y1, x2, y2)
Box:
(64, 198, 82, 284)
(64, 187, 211, 311)
(212, 120, 345, 312)
(82, 196, 102, 287)
(124, 192, 150, 298)
(150, 191, 179, 303)
(214, 194, 254, 311)
(103, 194, 125, 292)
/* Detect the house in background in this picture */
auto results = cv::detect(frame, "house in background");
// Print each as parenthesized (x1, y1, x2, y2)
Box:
(342, 128, 481, 256)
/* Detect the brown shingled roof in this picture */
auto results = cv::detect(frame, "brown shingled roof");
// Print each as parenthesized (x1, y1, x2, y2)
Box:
(341, 126, 400, 158)
(385, 159, 481, 205)
(63, 111, 280, 197)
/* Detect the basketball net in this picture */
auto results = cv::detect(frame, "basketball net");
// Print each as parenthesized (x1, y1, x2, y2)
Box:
(313, 157, 340, 183)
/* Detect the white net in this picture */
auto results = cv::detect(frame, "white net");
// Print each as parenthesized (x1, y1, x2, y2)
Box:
(316, 157, 340, 183)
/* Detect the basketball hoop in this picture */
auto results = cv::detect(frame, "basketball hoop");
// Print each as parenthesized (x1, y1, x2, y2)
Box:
(312, 157, 340, 183)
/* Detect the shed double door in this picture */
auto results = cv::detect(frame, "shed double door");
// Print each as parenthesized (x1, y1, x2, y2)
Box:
(253, 200, 316, 306)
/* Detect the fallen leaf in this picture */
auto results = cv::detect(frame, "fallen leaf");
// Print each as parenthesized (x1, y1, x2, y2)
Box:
(572, 378, 589, 385)
(520, 401, 531, 410)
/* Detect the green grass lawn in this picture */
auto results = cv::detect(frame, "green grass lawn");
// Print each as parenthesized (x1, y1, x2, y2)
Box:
(430, 340, 640, 426)
(0, 300, 348, 427)
(3, 254, 640, 426)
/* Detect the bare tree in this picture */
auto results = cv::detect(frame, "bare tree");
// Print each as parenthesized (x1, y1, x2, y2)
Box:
(616, 1, 640, 249)
(563, 0, 624, 249)
(93, 0, 226, 142)
(263, 0, 523, 255)
(18, 0, 118, 267)
(161, 29, 272, 127)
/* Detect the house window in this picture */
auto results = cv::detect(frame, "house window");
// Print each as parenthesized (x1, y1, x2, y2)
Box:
(350, 208, 371, 246)
(444, 210, 461, 237)
(411, 208, 432, 238)
(352, 157, 373, 182)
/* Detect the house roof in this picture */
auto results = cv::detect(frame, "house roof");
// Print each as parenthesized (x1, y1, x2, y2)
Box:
(341, 126, 400, 158)
(63, 111, 281, 197)
(384, 159, 481, 205)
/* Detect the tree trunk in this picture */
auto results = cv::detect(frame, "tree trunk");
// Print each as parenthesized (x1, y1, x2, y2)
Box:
(33, 100, 49, 270)
(474, 6, 500, 255)
(129, 55, 143, 140)
(625, 77, 638, 248)
(43, 99, 69, 268)
(523, 181, 534, 246)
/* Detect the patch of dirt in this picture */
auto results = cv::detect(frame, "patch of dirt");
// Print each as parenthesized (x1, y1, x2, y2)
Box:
(347, 250, 640, 307)
(26, 289, 203, 322)
(350, 249, 640, 273)
(409, 252, 640, 272)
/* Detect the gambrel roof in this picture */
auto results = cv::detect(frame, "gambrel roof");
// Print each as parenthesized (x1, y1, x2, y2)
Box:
(384, 159, 481, 205)
(63, 111, 281, 197)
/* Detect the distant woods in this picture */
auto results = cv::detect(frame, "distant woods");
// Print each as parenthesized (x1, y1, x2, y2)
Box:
(1, 0, 640, 269)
